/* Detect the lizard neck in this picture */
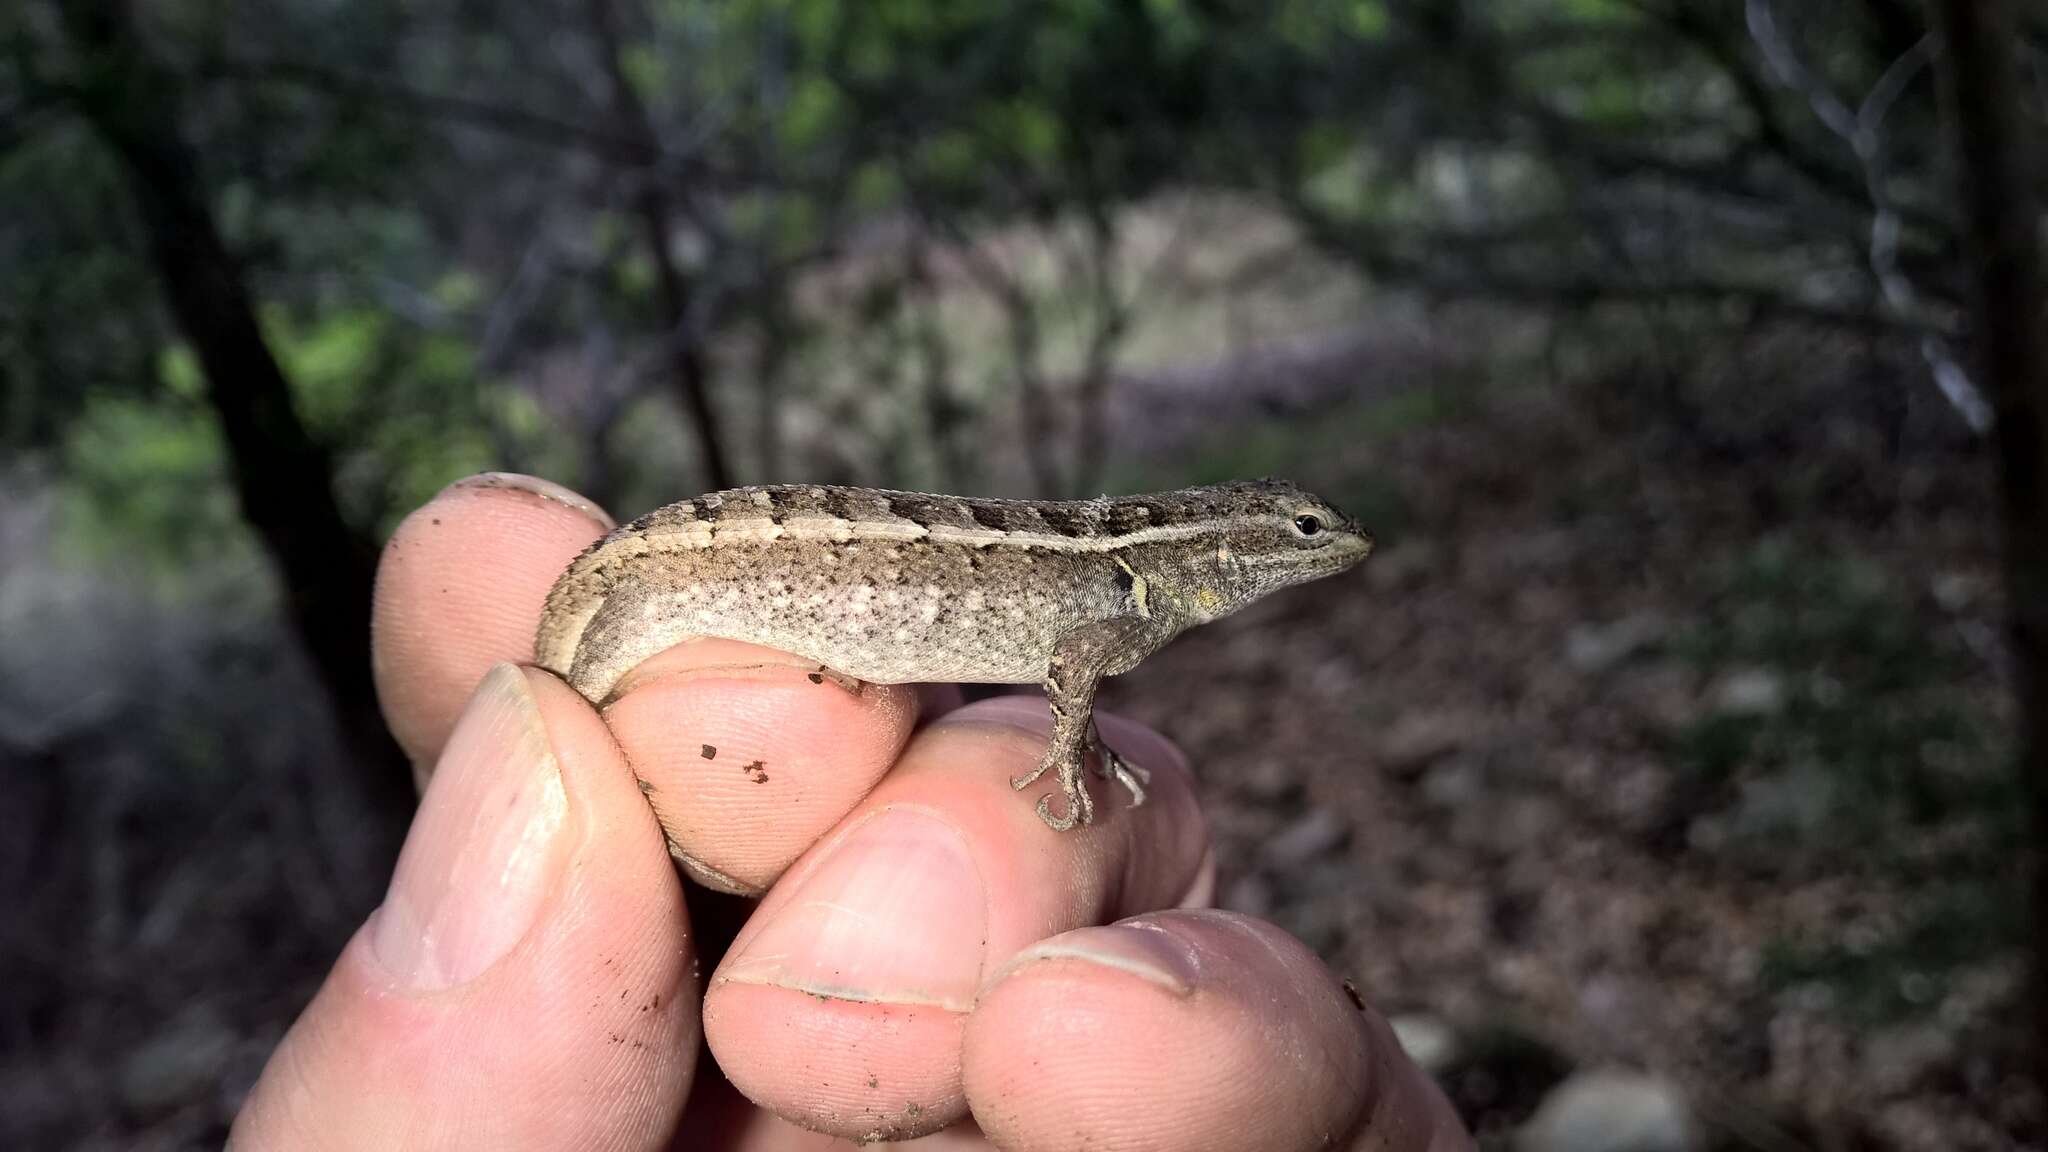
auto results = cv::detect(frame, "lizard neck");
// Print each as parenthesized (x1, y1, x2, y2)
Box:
(1122, 539, 1246, 626)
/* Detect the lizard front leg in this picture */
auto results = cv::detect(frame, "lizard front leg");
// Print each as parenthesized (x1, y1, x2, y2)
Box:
(1010, 617, 1167, 831)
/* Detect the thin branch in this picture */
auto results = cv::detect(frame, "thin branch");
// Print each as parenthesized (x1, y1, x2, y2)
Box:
(0, 97, 65, 156)
(204, 55, 722, 177)
(475, 228, 560, 375)
(1284, 189, 1914, 329)
(1745, 1, 1993, 432)
(1624, 0, 1873, 209)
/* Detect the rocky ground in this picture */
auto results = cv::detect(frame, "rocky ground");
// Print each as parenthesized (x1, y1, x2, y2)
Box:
(1103, 316, 2032, 1150)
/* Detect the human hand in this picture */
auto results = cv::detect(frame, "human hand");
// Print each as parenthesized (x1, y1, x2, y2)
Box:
(228, 473, 1472, 1150)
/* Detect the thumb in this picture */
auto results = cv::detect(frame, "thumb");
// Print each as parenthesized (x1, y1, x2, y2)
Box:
(231, 665, 698, 1151)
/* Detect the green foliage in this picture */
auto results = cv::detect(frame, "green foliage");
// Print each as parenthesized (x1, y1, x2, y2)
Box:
(265, 307, 519, 533)
(274, 308, 389, 432)
(1668, 537, 2019, 1025)
(58, 380, 255, 581)
(1759, 880, 2019, 1027)
(59, 299, 541, 576)
(0, 122, 163, 450)
(779, 74, 845, 152)
(1670, 537, 2008, 839)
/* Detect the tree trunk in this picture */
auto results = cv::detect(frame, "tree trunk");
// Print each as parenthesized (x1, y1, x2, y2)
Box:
(1929, 0, 2048, 1086)
(62, 0, 414, 862)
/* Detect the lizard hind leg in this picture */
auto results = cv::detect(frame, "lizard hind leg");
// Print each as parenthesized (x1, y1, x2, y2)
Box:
(1011, 670, 1101, 830)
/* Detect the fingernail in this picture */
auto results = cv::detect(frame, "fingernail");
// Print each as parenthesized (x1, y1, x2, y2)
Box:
(989, 921, 1202, 996)
(371, 664, 568, 989)
(674, 849, 762, 897)
(445, 472, 615, 530)
(718, 809, 987, 1010)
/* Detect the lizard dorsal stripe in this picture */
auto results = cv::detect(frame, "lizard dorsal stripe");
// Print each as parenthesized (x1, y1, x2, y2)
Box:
(573, 481, 1303, 575)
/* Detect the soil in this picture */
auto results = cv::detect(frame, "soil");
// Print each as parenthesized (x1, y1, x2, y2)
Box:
(1101, 317, 2032, 1149)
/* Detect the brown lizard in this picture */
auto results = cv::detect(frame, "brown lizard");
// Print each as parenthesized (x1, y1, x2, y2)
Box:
(534, 479, 1373, 830)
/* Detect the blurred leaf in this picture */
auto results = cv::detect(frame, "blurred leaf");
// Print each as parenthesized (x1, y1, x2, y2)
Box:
(58, 385, 251, 578)
(621, 43, 668, 101)
(780, 74, 844, 151)
(270, 307, 388, 432)
(1347, 0, 1390, 40)
(850, 160, 903, 210)
(433, 271, 486, 312)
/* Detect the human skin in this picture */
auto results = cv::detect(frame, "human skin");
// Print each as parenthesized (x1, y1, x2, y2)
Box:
(227, 472, 1474, 1151)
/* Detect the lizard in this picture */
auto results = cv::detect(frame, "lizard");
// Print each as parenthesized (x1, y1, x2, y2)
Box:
(533, 478, 1373, 831)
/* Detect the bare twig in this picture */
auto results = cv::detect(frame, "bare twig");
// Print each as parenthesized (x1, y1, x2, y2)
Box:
(1746, 1, 1993, 432)
(476, 229, 560, 375)
(206, 56, 666, 169)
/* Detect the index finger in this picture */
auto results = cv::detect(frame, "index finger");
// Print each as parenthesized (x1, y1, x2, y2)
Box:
(373, 473, 617, 768)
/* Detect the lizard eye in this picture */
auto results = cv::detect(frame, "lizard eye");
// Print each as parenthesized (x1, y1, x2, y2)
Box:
(1291, 512, 1326, 538)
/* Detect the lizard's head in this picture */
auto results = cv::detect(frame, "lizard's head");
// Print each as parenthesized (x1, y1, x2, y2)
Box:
(1143, 478, 1373, 621)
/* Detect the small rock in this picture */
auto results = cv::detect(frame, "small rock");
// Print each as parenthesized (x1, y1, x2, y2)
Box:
(1517, 1068, 1701, 1152)
(1629, 660, 1704, 732)
(1419, 758, 1485, 809)
(1366, 540, 1441, 592)
(120, 1007, 238, 1114)
(1566, 613, 1667, 673)
(1712, 667, 1786, 717)
(1223, 872, 1275, 919)
(1860, 1021, 1958, 1096)
(1238, 756, 1299, 803)
(1262, 809, 1348, 869)
(1930, 571, 1983, 612)
(1390, 1014, 1460, 1075)
(1378, 710, 1480, 773)
(1727, 764, 1835, 840)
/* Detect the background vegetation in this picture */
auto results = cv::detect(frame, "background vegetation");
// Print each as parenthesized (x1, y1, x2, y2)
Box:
(1, 0, 2043, 1147)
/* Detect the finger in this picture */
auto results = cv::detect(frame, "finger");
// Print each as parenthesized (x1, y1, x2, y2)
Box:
(963, 910, 1471, 1152)
(231, 666, 698, 1151)
(597, 639, 927, 895)
(372, 473, 614, 768)
(680, 1073, 994, 1150)
(702, 696, 1209, 1141)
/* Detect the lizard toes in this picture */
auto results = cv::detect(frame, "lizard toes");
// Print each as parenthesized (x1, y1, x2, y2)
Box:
(1034, 791, 1082, 832)
(1010, 760, 1054, 791)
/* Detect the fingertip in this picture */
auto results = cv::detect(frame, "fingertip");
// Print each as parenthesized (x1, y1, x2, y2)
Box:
(441, 472, 617, 529)
(600, 640, 925, 893)
(703, 984, 969, 1140)
(373, 473, 612, 765)
(964, 910, 1466, 1152)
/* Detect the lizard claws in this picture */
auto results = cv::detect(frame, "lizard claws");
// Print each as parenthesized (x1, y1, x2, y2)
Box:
(1094, 744, 1149, 808)
(1019, 741, 1144, 829)
(1034, 791, 1084, 832)
(1024, 749, 1098, 831)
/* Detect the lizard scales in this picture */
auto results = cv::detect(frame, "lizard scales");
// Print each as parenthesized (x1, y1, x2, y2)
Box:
(535, 478, 1373, 829)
